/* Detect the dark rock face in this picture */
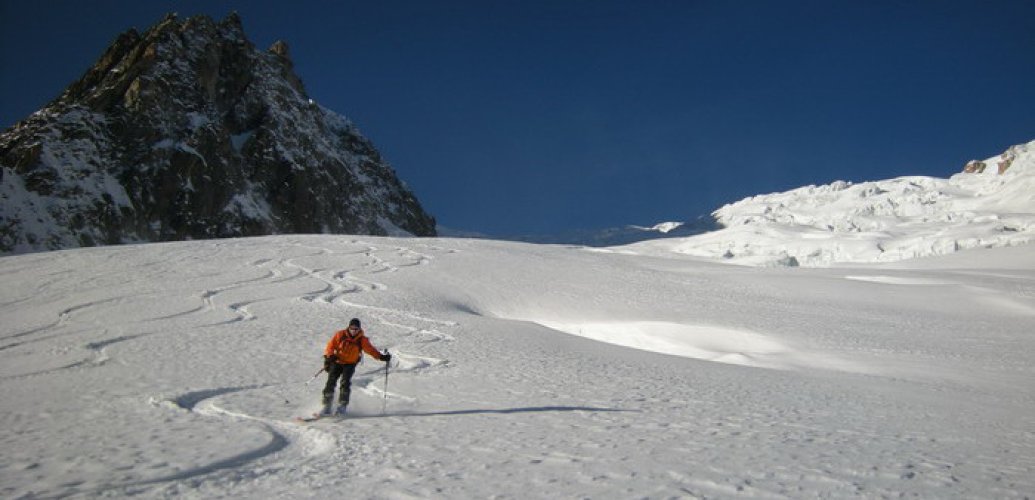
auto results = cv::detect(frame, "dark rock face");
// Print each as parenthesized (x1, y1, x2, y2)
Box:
(0, 13, 436, 254)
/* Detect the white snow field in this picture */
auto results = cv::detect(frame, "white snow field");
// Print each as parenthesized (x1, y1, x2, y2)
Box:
(1, 235, 1033, 498)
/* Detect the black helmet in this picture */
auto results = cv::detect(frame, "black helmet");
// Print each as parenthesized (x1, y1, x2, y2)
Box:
(348, 318, 361, 329)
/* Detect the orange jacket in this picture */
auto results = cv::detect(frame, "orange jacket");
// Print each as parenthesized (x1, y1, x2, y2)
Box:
(324, 329, 384, 364)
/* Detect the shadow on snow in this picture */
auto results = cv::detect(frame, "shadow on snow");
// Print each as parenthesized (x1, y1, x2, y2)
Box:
(351, 405, 636, 419)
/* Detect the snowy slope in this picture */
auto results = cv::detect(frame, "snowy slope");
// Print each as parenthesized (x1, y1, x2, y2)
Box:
(627, 140, 1035, 266)
(1, 235, 1033, 498)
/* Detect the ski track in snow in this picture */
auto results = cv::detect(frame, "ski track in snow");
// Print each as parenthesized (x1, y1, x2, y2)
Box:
(0, 237, 464, 498)
(166, 239, 459, 497)
(0, 236, 1033, 498)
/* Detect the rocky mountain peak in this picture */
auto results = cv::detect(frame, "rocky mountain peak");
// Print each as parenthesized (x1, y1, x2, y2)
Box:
(0, 13, 436, 254)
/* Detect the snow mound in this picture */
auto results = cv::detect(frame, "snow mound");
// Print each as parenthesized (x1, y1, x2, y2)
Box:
(626, 140, 1035, 266)
(531, 320, 869, 373)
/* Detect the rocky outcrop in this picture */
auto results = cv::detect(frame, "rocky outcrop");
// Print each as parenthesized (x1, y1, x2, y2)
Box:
(963, 143, 1026, 175)
(997, 146, 1019, 174)
(0, 13, 435, 254)
(963, 160, 987, 174)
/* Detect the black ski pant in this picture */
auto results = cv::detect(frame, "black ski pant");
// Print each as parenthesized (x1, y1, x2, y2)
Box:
(322, 362, 358, 409)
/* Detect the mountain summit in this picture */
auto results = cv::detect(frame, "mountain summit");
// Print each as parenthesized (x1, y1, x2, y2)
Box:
(0, 13, 436, 254)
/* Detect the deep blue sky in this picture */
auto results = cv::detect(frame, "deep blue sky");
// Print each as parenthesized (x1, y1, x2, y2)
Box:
(2, 1, 1033, 236)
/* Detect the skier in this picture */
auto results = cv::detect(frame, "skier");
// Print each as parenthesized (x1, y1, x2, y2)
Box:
(320, 318, 391, 416)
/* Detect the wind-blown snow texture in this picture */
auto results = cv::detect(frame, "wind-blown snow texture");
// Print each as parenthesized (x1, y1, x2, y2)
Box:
(629, 140, 1035, 267)
(1, 234, 1033, 498)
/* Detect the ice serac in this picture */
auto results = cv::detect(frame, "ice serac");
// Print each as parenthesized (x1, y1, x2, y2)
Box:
(628, 139, 1035, 267)
(0, 12, 436, 254)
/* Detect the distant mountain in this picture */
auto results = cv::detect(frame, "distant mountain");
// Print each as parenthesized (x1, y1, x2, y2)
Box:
(0, 13, 435, 254)
(627, 140, 1035, 266)
(496, 217, 718, 247)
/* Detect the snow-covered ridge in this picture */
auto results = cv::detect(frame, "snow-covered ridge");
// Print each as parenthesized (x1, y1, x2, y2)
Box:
(498, 217, 718, 247)
(627, 139, 1035, 266)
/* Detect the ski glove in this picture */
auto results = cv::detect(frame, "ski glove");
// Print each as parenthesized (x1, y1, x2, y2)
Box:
(382, 353, 392, 364)
(323, 356, 334, 371)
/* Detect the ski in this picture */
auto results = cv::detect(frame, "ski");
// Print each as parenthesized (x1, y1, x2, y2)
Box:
(294, 412, 345, 423)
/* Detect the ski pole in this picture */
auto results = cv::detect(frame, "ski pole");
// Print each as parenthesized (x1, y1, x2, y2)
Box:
(304, 367, 326, 389)
(382, 350, 390, 415)
(282, 367, 325, 405)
